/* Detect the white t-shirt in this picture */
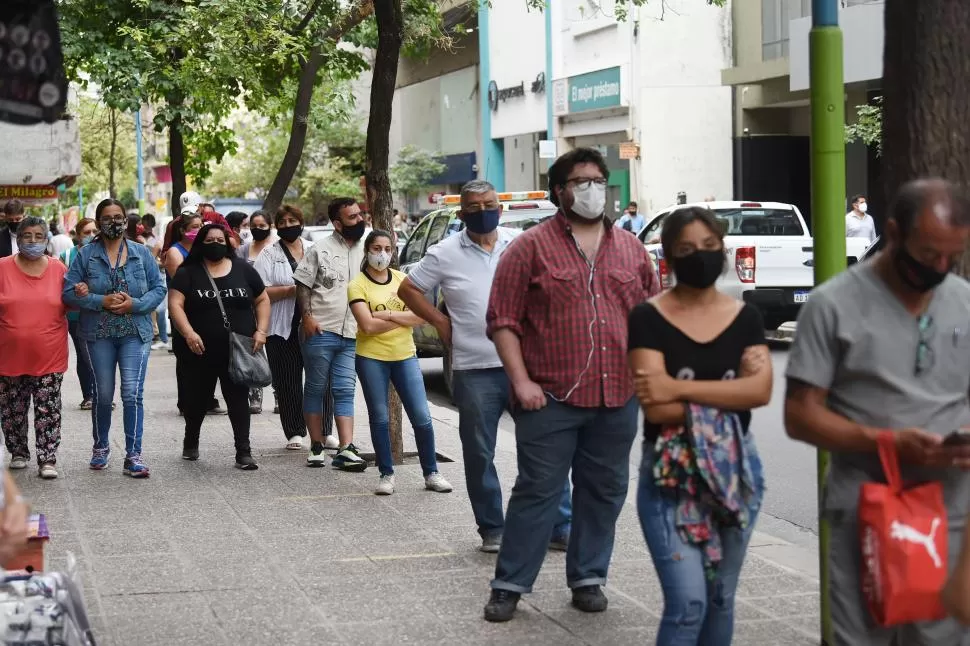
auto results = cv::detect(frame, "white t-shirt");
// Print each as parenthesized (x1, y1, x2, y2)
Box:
(48, 233, 75, 258)
(845, 211, 876, 243)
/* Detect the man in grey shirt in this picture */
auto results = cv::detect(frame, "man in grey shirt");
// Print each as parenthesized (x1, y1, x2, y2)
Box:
(398, 180, 571, 554)
(786, 178, 970, 644)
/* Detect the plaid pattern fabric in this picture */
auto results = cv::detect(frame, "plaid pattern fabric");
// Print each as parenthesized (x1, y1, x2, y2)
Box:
(487, 212, 660, 408)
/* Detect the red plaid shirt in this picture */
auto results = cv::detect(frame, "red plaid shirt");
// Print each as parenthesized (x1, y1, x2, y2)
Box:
(487, 212, 660, 408)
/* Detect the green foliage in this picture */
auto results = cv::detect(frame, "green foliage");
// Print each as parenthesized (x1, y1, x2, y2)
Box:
(57, 0, 370, 182)
(72, 94, 138, 199)
(845, 97, 883, 155)
(519, 0, 726, 21)
(389, 146, 446, 200)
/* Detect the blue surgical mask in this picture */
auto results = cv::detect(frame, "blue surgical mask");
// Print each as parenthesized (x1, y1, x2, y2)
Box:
(81, 235, 95, 246)
(465, 208, 500, 235)
(19, 242, 47, 260)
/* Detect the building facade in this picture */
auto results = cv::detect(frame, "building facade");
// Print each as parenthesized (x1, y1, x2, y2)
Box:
(722, 0, 884, 227)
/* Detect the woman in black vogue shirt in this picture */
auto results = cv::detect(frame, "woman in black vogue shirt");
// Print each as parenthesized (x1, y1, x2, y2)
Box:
(169, 223, 271, 470)
(626, 206, 772, 646)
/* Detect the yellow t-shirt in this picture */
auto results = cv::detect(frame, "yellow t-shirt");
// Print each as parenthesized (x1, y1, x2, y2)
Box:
(347, 269, 416, 361)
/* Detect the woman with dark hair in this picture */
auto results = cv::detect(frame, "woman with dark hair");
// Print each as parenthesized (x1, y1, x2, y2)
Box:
(627, 206, 772, 645)
(63, 198, 167, 477)
(225, 211, 251, 246)
(0, 216, 69, 479)
(168, 223, 270, 469)
(126, 214, 146, 244)
(236, 210, 274, 413)
(348, 229, 452, 496)
(60, 217, 97, 409)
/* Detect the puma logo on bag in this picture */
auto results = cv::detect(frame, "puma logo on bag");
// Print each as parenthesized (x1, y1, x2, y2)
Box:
(890, 518, 942, 568)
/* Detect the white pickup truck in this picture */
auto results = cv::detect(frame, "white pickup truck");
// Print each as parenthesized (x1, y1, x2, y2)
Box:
(636, 201, 872, 330)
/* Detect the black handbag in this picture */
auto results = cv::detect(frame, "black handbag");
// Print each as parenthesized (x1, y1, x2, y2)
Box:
(203, 266, 272, 388)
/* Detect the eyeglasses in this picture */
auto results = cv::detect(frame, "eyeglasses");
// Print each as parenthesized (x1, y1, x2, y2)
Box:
(566, 178, 607, 190)
(463, 203, 499, 214)
(915, 314, 935, 376)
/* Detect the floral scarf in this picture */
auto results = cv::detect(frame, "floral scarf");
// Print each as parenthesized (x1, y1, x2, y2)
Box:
(653, 403, 759, 579)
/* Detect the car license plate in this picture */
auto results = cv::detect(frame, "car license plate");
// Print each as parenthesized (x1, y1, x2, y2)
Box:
(794, 291, 810, 304)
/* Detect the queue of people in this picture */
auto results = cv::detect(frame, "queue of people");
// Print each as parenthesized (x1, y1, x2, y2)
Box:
(6, 150, 970, 643)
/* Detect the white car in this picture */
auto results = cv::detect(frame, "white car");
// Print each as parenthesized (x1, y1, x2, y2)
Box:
(636, 201, 872, 330)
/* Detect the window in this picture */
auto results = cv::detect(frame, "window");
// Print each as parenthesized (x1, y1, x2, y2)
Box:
(401, 217, 432, 266)
(712, 208, 805, 236)
(762, 0, 811, 61)
(425, 213, 454, 249)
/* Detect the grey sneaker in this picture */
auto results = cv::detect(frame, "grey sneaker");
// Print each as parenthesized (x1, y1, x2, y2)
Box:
(9, 456, 28, 470)
(425, 472, 453, 493)
(480, 534, 502, 553)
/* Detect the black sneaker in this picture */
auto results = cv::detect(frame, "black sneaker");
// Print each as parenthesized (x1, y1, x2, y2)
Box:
(571, 585, 608, 613)
(182, 447, 199, 461)
(235, 455, 258, 470)
(331, 443, 367, 472)
(484, 589, 520, 623)
(549, 532, 569, 552)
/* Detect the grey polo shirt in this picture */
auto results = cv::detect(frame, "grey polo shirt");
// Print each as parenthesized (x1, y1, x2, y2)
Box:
(407, 227, 518, 371)
(787, 261, 970, 521)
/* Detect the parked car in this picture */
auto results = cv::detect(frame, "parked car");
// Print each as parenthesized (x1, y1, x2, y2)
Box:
(400, 191, 557, 397)
(211, 198, 265, 216)
(637, 201, 873, 330)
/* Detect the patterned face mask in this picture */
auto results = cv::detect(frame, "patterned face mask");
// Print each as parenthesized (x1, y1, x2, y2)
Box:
(367, 251, 391, 271)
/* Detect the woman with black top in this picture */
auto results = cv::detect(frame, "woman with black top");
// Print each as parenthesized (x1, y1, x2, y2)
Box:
(168, 223, 271, 470)
(627, 206, 772, 646)
(253, 205, 313, 450)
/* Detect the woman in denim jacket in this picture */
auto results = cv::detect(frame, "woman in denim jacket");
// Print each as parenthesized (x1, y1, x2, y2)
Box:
(63, 199, 167, 477)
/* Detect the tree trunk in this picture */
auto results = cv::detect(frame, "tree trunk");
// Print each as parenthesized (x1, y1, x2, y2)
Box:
(108, 109, 118, 198)
(169, 118, 187, 218)
(366, 0, 405, 463)
(264, 2, 376, 214)
(882, 0, 970, 275)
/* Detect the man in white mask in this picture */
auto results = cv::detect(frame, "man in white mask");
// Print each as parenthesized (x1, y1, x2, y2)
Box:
(481, 147, 661, 622)
(846, 193, 876, 243)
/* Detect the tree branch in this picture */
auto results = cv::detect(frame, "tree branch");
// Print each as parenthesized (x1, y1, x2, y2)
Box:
(291, 0, 326, 35)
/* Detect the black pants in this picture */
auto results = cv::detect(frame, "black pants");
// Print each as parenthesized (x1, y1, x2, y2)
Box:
(178, 347, 251, 457)
(266, 328, 306, 440)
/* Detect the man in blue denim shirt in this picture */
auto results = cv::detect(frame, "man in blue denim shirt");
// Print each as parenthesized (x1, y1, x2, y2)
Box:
(63, 199, 167, 477)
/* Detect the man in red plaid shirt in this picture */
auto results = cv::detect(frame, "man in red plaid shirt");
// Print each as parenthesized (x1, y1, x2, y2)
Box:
(483, 147, 660, 622)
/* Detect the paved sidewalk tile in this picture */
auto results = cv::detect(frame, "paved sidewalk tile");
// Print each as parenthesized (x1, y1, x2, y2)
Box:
(9, 351, 821, 645)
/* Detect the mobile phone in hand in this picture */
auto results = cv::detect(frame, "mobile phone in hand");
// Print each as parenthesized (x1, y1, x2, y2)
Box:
(942, 431, 970, 447)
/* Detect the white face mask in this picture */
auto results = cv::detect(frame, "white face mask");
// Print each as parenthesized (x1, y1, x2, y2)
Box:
(240, 229, 253, 244)
(858, 202, 868, 214)
(570, 182, 607, 220)
(368, 251, 391, 271)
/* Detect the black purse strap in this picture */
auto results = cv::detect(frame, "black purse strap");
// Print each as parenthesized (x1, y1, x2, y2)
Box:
(202, 265, 231, 331)
(278, 240, 299, 273)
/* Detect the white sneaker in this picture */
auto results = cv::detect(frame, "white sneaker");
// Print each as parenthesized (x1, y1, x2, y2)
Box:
(425, 472, 453, 493)
(9, 457, 28, 470)
(151, 341, 167, 350)
(285, 436, 303, 451)
(323, 435, 340, 450)
(375, 474, 395, 496)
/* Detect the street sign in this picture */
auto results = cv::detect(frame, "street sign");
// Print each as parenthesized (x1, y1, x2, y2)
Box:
(618, 142, 640, 160)
(0, 184, 57, 201)
(568, 66, 622, 114)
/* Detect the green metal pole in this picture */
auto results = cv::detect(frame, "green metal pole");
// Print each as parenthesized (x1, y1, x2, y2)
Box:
(810, 1, 845, 644)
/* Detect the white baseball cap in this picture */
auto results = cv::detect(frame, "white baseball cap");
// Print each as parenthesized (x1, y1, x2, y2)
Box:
(179, 191, 204, 215)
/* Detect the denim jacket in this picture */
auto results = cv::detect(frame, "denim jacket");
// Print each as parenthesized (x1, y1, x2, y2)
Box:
(62, 239, 167, 343)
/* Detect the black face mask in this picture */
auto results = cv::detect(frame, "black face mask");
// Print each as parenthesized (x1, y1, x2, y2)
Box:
(894, 246, 948, 293)
(201, 243, 228, 262)
(278, 226, 303, 243)
(251, 227, 271, 242)
(672, 249, 724, 289)
(341, 221, 367, 243)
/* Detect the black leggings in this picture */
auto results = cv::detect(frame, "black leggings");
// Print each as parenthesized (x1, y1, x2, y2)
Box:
(178, 348, 251, 457)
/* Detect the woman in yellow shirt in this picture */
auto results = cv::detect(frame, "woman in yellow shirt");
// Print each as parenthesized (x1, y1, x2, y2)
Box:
(348, 230, 453, 496)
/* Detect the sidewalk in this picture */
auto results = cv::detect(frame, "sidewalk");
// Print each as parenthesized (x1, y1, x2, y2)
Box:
(15, 351, 822, 645)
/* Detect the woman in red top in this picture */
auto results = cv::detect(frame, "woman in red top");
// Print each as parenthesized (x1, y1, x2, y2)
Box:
(0, 216, 69, 479)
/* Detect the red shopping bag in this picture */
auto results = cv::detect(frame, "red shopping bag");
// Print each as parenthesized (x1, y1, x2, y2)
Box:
(859, 432, 948, 626)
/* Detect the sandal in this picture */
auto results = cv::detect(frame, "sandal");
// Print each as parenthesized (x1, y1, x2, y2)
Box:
(285, 436, 304, 451)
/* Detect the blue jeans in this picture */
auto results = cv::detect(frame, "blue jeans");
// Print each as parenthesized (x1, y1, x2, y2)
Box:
(83, 336, 151, 457)
(155, 298, 169, 343)
(638, 440, 764, 646)
(452, 368, 571, 539)
(68, 318, 94, 401)
(356, 355, 438, 476)
(302, 332, 356, 417)
(492, 397, 639, 593)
